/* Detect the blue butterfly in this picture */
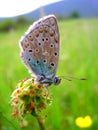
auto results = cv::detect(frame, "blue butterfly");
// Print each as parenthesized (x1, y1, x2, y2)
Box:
(19, 15, 61, 87)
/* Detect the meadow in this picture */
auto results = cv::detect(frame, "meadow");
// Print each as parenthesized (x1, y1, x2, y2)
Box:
(0, 18, 98, 130)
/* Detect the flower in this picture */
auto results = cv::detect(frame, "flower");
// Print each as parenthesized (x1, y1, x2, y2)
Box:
(75, 115, 93, 128)
(10, 78, 52, 126)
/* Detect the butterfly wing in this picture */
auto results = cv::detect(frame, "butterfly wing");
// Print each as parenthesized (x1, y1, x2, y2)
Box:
(19, 15, 60, 79)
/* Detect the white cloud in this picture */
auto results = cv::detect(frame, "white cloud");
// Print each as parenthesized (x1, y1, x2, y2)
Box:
(0, 0, 62, 17)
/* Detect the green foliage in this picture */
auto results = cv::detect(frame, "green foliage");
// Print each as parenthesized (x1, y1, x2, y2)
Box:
(70, 11, 80, 18)
(0, 16, 32, 32)
(57, 15, 67, 20)
(0, 19, 16, 31)
(0, 18, 98, 130)
(16, 16, 31, 25)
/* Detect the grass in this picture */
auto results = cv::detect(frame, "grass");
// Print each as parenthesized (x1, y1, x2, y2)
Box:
(0, 18, 98, 130)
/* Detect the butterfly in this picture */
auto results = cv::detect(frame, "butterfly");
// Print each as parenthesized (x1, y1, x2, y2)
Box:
(19, 15, 61, 87)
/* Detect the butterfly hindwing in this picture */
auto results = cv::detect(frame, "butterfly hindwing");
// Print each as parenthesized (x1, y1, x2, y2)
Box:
(19, 15, 60, 80)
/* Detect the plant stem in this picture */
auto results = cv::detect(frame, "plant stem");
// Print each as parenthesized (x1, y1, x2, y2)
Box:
(36, 114, 46, 130)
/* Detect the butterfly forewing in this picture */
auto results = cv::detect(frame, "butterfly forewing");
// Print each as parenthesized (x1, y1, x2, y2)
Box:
(19, 15, 60, 79)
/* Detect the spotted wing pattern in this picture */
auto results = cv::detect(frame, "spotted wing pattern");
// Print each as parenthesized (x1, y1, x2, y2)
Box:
(19, 15, 60, 80)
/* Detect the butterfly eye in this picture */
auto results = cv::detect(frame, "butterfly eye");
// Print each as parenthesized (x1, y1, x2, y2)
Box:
(54, 77, 61, 85)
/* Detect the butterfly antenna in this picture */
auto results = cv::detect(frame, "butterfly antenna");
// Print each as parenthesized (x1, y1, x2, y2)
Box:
(59, 76, 87, 81)
(59, 76, 72, 81)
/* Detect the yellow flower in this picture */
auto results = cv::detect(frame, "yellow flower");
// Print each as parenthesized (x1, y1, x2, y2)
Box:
(75, 115, 93, 128)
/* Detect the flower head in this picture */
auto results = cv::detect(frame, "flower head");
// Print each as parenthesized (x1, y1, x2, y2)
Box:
(10, 78, 52, 126)
(75, 115, 93, 128)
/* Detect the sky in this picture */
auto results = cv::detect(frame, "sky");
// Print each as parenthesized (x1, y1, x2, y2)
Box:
(0, 0, 62, 17)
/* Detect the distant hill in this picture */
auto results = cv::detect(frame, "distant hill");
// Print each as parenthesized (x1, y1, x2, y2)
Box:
(25, 0, 98, 19)
(0, 0, 98, 20)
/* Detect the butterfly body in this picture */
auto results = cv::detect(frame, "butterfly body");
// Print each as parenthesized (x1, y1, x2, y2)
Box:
(19, 15, 60, 87)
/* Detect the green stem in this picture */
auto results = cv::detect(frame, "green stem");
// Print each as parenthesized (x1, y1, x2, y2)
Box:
(36, 114, 46, 130)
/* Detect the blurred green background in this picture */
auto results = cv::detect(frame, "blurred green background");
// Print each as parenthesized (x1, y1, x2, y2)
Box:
(0, 17, 98, 130)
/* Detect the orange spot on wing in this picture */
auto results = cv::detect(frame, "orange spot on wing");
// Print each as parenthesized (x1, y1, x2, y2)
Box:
(28, 37, 34, 41)
(50, 31, 54, 36)
(35, 33, 39, 37)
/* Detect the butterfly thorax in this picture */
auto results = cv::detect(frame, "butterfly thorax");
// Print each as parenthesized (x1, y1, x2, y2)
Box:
(35, 74, 61, 87)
